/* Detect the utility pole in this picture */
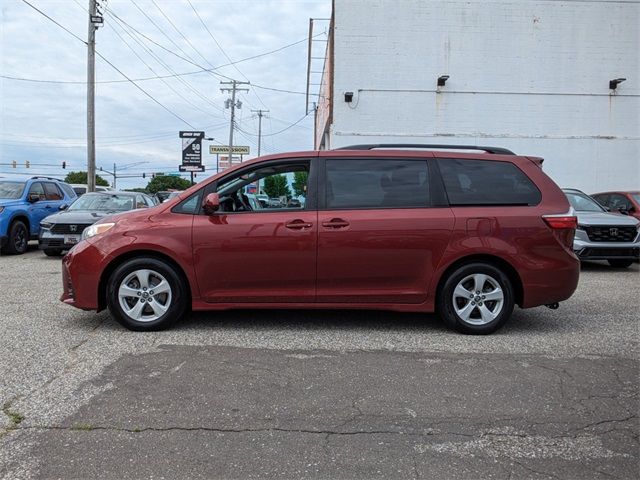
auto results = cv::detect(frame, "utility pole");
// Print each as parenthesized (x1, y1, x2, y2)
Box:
(86, 0, 103, 193)
(113, 162, 117, 189)
(220, 80, 249, 165)
(251, 109, 269, 157)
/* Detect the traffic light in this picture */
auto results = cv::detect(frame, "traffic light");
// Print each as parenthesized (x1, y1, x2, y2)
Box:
(62, 161, 66, 169)
(142, 173, 146, 179)
(11, 160, 16, 168)
(25, 160, 30, 168)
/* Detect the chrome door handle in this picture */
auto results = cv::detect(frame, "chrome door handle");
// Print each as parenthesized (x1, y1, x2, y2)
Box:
(322, 218, 350, 229)
(285, 220, 313, 229)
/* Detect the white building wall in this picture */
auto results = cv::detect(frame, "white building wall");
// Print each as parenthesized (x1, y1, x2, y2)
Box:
(328, 0, 639, 192)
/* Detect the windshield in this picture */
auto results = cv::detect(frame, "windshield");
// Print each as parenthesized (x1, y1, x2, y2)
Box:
(0, 181, 25, 200)
(565, 192, 605, 212)
(632, 193, 640, 204)
(69, 194, 134, 212)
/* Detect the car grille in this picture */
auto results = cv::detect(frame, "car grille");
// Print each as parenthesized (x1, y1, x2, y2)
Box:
(50, 224, 92, 235)
(585, 226, 637, 242)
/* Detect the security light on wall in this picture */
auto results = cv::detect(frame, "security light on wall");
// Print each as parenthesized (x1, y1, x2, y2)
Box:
(609, 78, 626, 90)
(437, 75, 450, 87)
(344, 91, 354, 102)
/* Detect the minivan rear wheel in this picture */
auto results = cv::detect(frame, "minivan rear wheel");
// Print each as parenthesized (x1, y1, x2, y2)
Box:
(438, 263, 514, 334)
(107, 257, 187, 331)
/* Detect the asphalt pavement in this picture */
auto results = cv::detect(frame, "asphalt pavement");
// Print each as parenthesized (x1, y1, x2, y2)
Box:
(0, 245, 638, 479)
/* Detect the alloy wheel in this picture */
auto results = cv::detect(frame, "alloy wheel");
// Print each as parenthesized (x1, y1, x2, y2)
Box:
(118, 269, 173, 322)
(452, 273, 504, 325)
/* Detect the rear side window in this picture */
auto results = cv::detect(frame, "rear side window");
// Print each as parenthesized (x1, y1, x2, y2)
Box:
(43, 182, 63, 200)
(326, 159, 429, 209)
(437, 159, 541, 206)
(58, 182, 76, 199)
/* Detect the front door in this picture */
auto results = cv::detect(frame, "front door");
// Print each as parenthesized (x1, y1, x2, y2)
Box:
(192, 159, 317, 303)
(316, 157, 454, 304)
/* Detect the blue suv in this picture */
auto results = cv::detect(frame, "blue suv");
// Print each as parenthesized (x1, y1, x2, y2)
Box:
(0, 176, 77, 255)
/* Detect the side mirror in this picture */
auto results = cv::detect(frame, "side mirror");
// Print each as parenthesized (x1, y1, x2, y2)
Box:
(202, 193, 220, 214)
(59, 204, 68, 211)
(28, 193, 40, 203)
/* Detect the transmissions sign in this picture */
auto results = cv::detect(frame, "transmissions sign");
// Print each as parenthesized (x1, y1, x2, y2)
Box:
(210, 145, 250, 155)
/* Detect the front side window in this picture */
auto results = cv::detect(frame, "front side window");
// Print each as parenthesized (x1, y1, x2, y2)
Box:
(215, 162, 310, 213)
(609, 194, 632, 211)
(325, 159, 429, 209)
(28, 182, 45, 201)
(438, 159, 541, 206)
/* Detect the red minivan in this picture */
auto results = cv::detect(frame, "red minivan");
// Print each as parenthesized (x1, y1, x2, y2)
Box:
(61, 145, 580, 334)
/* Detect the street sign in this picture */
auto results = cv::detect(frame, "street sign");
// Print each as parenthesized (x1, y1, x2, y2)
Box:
(218, 155, 242, 171)
(179, 165, 205, 172)
(179, 131, 204, 166)
(210, 145, 250, 155)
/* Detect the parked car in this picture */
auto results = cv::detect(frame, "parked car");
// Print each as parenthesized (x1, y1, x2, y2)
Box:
(591, 191, 640, 221)
(0, 176, 77, 255)
(70, 184, 114, 196)
(61, 144, 580, 334)
(154, 191, 181, 203)
(39, 191, 156, 256)
(562, 188, 640, 268)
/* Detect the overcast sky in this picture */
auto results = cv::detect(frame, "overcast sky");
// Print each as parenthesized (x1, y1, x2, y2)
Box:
(0, 0, 331, 188)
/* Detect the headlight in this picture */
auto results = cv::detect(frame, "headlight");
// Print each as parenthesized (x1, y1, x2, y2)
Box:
(82, 222, 116, 240)
(40, 222, 53, 229)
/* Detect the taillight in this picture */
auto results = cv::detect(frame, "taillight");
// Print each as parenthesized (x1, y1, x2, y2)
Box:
(542, 214, 577, 249)
(542, 215, 577, 230)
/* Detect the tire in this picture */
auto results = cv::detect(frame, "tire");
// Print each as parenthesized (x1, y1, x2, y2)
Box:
(608, 259, 633, 268)
(1, 220, 28, 255)
(43, 249, 63, 257)
(438, 262, 515, 335)
(107, 257, 187, 331)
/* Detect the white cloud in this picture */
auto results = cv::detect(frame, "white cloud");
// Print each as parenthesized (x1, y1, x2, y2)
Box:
(1, 0, 331, 188)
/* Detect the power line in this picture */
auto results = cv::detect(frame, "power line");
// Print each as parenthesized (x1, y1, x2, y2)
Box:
(19, 0, 198, 129)
(237, 113, 310, 137)
(106, 11, 224, 116)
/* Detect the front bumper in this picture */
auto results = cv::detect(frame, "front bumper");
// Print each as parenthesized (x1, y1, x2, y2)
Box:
(39, 229, 82, 251)
(60, 240, 107, 311)
(573, 230, 640, 260)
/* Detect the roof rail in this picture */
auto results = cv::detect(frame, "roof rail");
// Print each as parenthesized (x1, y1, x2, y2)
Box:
(334, 144, 516, 155)
(30, 176, 61, 181)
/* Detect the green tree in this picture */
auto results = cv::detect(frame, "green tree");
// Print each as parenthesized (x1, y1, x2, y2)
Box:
(292, 171, 308, 198)
(64, 171, 109, 187)
(145, 175, 192, 194)
(263, 174, 290, 199)
(125, 187, 149, 194)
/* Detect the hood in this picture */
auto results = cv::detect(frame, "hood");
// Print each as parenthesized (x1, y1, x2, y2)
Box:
(575, 211, 640, 227)
(0, 199, 23, 208)
(42, 210, 114, 225)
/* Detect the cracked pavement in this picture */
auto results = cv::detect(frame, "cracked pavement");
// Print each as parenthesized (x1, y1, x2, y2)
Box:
(0, 247, 638, 479)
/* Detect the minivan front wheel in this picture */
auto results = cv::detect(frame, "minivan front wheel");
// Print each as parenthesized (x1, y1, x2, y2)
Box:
(107, 257, 187, 331)
(438, 263, 514, 334)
